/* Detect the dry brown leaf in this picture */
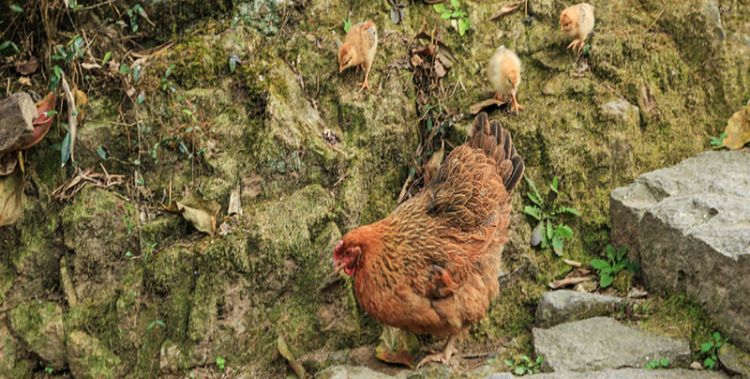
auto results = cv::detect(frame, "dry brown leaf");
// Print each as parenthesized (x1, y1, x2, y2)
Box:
(0, 167, 23, 226)
(15, 57, 39, 75)
(434, 60, 447, 78)
(490, 1, 523, 20)
(18, 77, 31, 87)
(469, 98, 507, 115)
(563, 259, 582, 268)
(722, 105, 750, 150)
(175, 195, 220, 235)
(277, 336, 306, 379)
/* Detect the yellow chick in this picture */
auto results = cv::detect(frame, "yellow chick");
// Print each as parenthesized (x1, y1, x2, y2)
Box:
(487, 46, 523, 113)
(560, 3, 595, 54)
(338, 20, 378, 91)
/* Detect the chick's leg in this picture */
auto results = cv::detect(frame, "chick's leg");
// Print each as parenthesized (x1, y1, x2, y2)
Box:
(359, 62, 371, 91)
(511, 91, 524, 113)
(416, 334, 457, 368)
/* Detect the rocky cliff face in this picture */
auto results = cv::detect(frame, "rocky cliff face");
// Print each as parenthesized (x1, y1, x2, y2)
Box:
(0, 0, 748, 377)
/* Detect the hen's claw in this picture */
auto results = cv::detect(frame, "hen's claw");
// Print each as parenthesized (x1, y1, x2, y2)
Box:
(416, 335, 456, 368)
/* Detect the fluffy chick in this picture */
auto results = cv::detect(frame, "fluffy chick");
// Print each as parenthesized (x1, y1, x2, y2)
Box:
(487, 46, 523, 113)
(560, 3, 595, 54)
(338, 20, 378, 91)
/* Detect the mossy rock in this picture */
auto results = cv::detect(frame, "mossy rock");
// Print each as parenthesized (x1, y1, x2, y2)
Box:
(61, 187, 138, 303)
(66, 330, 124, 379)
(9, 301, 66, 369)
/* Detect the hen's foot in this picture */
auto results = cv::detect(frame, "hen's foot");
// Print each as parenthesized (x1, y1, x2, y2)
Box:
(416, 335, 456, 368)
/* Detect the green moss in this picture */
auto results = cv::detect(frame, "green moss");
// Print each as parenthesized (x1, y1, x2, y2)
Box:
(9, 301, 65, 369)
(636, 294, 716, 357)
(67, 330, 124, 379)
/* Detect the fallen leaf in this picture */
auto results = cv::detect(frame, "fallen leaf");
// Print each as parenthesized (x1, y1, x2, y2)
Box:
(16, 92, 57, 151)
(490, 1, 524, 20)
(80, 62, 102, 70)
(562, 259, 582, 268)
(15, 57, 39, 75)
(434, 60, 447, 78)
(0, 154, 18, 176)
(0, 167, 23, 226)
(277, 336, 306, 379)
(228, 185, 241, 216)
(18, 77, 31, 86)
(374, 326, 419, 368)
(469, 97, 507, 115)
(175, 194, 220, 235)
(722, 105, 750, 150)
(73, 88, 88, 122)
(410, 54, 424, 68)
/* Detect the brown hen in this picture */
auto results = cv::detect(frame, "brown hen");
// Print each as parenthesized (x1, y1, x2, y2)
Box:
(333, 112, 524, 367)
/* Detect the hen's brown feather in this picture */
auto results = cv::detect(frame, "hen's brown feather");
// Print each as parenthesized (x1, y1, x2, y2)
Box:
(344, 112, 524, 338)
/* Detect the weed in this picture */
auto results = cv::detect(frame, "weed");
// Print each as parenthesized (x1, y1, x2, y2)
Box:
(343, 19, 352, 33)
(161, 64, 176, 91)
(709, 132, 727, 149)
(700, 332, 724, 370)
(590, 244, 632, 288)
(0, 40, 19, 55)
(645, 357, 669, 369)
(215, 356, 226, 371)
(44, 366, 53, 375)
(505, 355, 543, 376)
(433, 0, 471, 36)
(147, 319, 165, 330)
(523, 176, 580, 256)
(127, 4, 147, 33)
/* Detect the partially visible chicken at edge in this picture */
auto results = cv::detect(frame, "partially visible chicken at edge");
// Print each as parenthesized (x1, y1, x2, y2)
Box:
(333, 112, 525, 367)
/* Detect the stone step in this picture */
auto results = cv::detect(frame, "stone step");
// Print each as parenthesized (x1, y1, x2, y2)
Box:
(533, 317, 689, 372)
(535, 290, 625, 328)
(488, 368, 728, 378)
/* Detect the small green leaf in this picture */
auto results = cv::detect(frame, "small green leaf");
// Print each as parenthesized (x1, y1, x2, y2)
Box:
(514, 366, 526, 375)
(527, 192, 543, 206)
(701, 342, 714, 353)
(551, 235, 564, 256)
(504, 359, 515, 367)
(704, 357, 715, 369)
(102, 51, 112, 65)
(556, 224, 573, 239)
(433, 4, 446, 13)
(96, 146, 108, 160)
(132, 65, 141, 83)
(590, 259, 610, 270)
(215, 356, 226, 371)
(557, 206, 580, 216)
(136, 93, 145, 104)
(60, 131, 72, 167)
(10, 4, 23, 13)
(546, 220, 553, 240)
(441, 12, 452, 20)
(343, 19, 352, 33)
(119, 63, 130, 75)
(659, 358, 669, 367)
(550, 176, 559, 193)
(600, 273, 614, 288)
(450, 0, 460, 9)
(458, 18, 469, 36)
(523, 206, 542, 221)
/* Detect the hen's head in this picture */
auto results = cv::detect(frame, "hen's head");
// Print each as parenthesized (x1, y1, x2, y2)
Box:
(338, 44, 357, 73)
(333, 225, 381, 277)
(333, 240, 362, 276)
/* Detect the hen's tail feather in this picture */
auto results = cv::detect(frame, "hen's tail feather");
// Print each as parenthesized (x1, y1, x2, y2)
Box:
(470, 112, 525, 192)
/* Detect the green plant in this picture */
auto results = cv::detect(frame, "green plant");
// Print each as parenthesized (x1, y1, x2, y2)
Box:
(700, 332, 724, 370)
(343, 19, 352, 33)
(645, 357, 669, 369)
(44, 366, 54, 375)
(523, 176, 580, 256)
(127, 4, 147, 33)
(51, 35, 85, 64)
(147, 319, 165, 330)
(505, 355, 543, 376)
(215, 356, 226, 371)
(710, 132, 727, 149)
(433, 0, 471, 36)
(0, 40, 19, 55)
(590, 244, 631, 288)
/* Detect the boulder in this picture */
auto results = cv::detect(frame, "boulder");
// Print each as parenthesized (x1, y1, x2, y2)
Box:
(66, 330, 124, 379)
(611, 150, 750, 349)
(0, 92, 35, 153)
(9, 301, 66, 370)
(533, 317, 689, 372)
(718, 343, 750, 378)
(315, 365, 405, 379)
(535, 290, 625, 328)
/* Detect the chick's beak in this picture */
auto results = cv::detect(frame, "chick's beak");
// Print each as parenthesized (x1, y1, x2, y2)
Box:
(338, 65, 345, 73)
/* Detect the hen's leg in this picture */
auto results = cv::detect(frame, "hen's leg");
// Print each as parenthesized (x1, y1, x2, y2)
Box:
(416, 334, 457, 368)
(567, 39, 581, 51)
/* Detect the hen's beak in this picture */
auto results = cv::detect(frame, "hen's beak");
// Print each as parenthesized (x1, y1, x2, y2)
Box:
(334, 262, 344, 275)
